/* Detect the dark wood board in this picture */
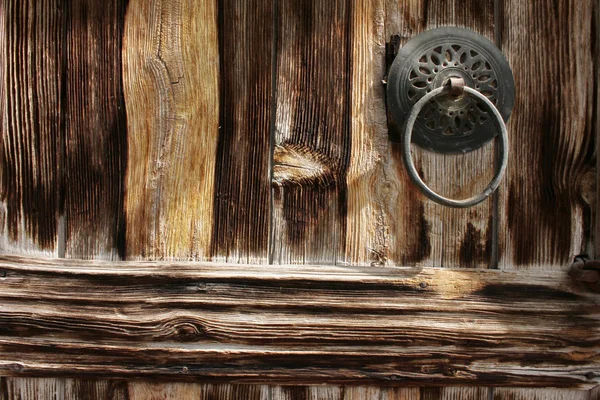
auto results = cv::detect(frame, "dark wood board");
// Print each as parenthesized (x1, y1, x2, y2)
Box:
(210, 0, 274, 264)
(271, 0, 352, 265)
(0, 0, 63, 256)
(62, 0, 128, 260)
(497, 0, 597, 269)
(0, 256, 598, 388)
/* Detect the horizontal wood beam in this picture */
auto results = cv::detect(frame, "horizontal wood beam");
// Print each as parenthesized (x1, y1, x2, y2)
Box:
(0, 256, 598, 389)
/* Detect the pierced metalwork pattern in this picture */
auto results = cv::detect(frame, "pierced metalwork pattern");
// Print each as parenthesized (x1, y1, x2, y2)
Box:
(387, 27, 515, 154)
(408, 45, 498, 137)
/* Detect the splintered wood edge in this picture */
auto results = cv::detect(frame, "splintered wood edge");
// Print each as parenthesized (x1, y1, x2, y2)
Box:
(0, 255, 598, 389)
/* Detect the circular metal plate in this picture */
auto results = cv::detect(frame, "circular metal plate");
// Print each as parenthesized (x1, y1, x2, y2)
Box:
(387, 27, 515, 154)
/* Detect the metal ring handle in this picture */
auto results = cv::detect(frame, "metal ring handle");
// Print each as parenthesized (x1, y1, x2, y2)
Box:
(403, 85, 509, 208)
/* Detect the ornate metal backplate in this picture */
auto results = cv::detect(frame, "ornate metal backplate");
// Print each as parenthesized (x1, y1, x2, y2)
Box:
(387, 27, 515, 154)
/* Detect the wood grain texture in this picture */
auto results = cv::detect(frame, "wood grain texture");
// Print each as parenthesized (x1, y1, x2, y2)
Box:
(272, 0, 352, 264)
(210, 0, 273, 264)
(494, 388, 592, 400)
(63, 0, 128, 260)
(0, 256, 598, 388)
(375, 0, 496, 268)
(0, 0, 62, 256)
(420, 387, 490, 400)
(271, 386, 419, 399)
(122, 0, 220, 259)
(3, 378, 65, 399)
(594, 0, 600, 261)
(498, 0, 597, 269)
(128, 382, 201, 400)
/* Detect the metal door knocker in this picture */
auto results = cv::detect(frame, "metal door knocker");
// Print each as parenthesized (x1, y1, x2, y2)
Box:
(386, 27, 515, 208)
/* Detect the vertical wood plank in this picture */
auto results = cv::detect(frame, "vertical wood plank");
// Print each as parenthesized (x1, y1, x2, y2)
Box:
(421, 387, 490, 400)
(200, 384, 269, 400)
(342, 387, 381, 400)
(210, 0, 274, 264)
(64, 379, 129, 400)
(122, 0, 220, 259)
(0, 0, 62, 255)
(494, 388, 589, 400)
(272, 386, 342, 400)
(272, 387, 420, 400)
(63, 0, 128, 260)
(347, 0, 497, 268)
(382, 388, 420, 400)
(272, 0, 352, 264)
(4, 378, 65, 400)
(128, 382, 201, 400)
(594, 0, 600, 259)
(381, 0, 496, 268)
(498, 0, 596, 269)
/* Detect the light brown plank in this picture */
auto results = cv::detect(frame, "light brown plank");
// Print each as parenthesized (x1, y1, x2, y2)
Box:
(498, 0, 597, 269)
(342, 387, 381, 400)
(357, 0, 496, 268)
(128, 382, 201, 400)
(209, 0, 274, 264)
(3, 377, 65, 399)
(272, 0, 352, 264)
(63, 0, 128, 260)
(0, 256, 598, 388)
(0, 0, 62, 256)
(382, 388, 420, 400)
(122, 0, 220, 260)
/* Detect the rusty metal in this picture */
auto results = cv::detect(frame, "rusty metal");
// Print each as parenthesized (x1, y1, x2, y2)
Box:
(569, 257, 600, 293)
(445, 77, 465, 96)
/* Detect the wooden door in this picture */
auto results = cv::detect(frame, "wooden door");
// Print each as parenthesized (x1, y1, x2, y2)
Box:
(0, 0, 599, 399)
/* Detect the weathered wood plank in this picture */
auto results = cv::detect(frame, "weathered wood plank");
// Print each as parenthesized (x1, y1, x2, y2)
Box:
(128, 382, 201, 400)
(272, 0, 352, 264)
(64, 379, 129, 400)
(210, 0, 274, 264)
(498, 0, 597, 269)
(270, 386, 419, 400)
(383, 388, 420, 400)
(199, 384, 268, 400)
(494, 388, 591, 400)
(356, 0, 496, 268)
(122, 0, 220, 259)
(595, 0, 600, 260)
(63, 0, 128, 260)
(3, 377, 65, 399)
(420, 387, 490, 400)
(0, 256, 598, 388)
(0, 0, 62, 256)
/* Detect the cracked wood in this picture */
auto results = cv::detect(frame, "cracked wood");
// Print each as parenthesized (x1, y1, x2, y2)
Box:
(0, 256, 598, 388)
